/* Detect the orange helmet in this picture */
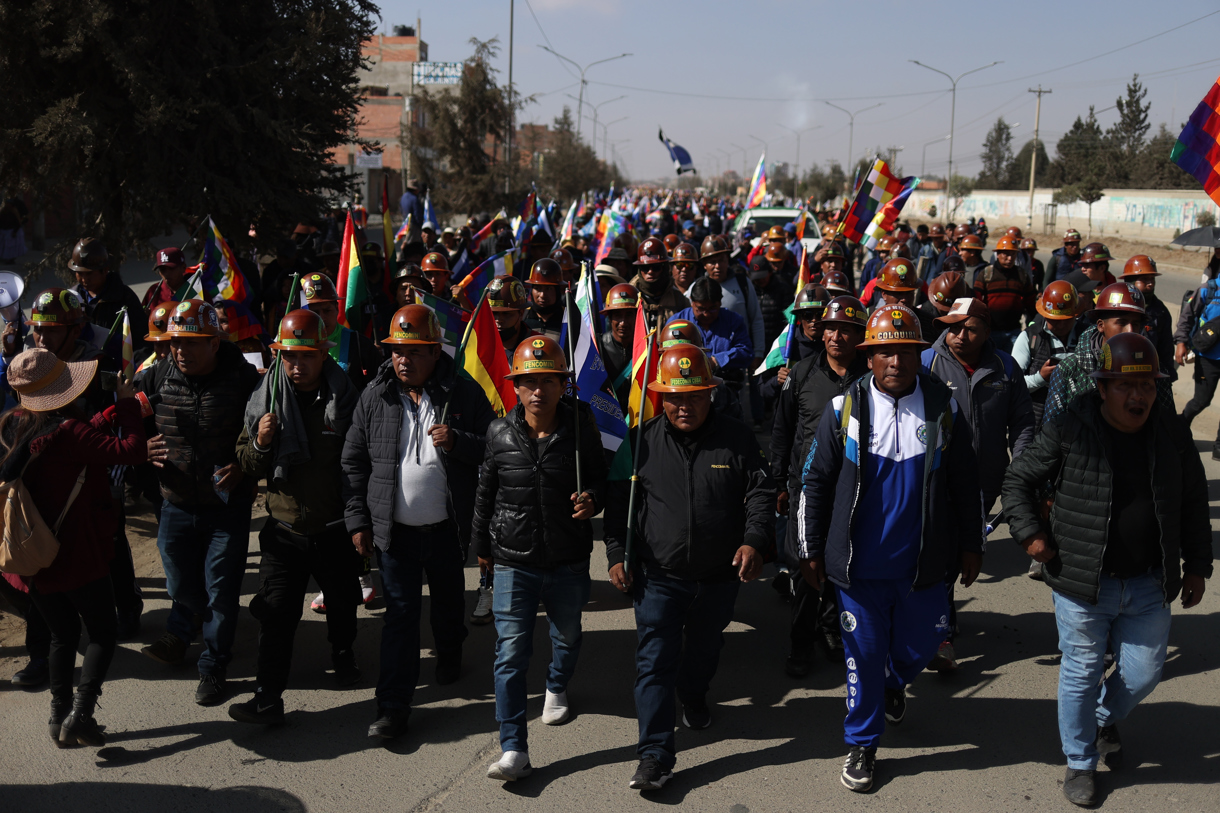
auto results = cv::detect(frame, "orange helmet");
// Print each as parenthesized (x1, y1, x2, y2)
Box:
(421, 251, 450, 273)
(635, 236, 669, 266)
(601, 283, 639, 313)
(820, 296, 867, 328)
(764, 244, 787, 263)
(165, 299, 224, 340)
(765, 225, 787, 242)
(549, 248, 578, 273)
(1036, 280, 1080, 321)
(270, 309, 336, 352)
(486, 275, 528, 312)
(1080, 242, 1114, 264)
(672, 242, 700, 265)
(876, 235, 899, 253)
(1091, 333, 1167, 381)
(876, 258, 919, 292)
(857, 303, 928, 348)
(959, 234, 985, 252)
(27, 288, 85, 327)
(506, 336, 570, 379)
(659, 319, 704, 349)
(1121, 254, 1160, 278)
(648, 344, 721, 393)
(384, 304, 442, 345)
(145, 302, 175, 342)
(993, 235, 1019, 252)
(527, 258, 563, 286)
(1004, 226, 1023, 240)
(928, 272, 968, 308)
(301, 273, 339, 303)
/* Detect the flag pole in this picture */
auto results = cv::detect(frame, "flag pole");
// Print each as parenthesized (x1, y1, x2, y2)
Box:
(439, 288, 489, 426)
(565, 270, 583, 499)
(622, 319, 656, 571)
(267, 271, 302, 416)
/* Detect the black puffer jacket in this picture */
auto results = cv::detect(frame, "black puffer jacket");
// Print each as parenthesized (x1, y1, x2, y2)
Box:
(472, 400, 608, 567)
(139, 341, 260, 508)
(1001, 395, 1213, 604)
(341, 353, 495, 553)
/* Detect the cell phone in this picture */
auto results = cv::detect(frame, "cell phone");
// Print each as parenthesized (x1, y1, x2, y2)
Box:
(99, 371, 119, 391)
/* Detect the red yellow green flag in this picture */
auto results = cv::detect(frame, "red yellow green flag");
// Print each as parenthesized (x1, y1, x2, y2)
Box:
(457, 296, 516, 417)
(336, 211, 368, 332)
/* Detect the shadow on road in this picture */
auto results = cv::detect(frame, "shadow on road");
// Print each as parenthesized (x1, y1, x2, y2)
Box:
(8, 782, 304, 813)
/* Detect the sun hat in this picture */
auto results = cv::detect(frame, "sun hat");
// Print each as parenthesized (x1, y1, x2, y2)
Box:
(8, 348, 99, 412)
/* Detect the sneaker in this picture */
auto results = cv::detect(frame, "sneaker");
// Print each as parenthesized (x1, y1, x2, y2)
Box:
(681, 697, 711, 730)
(629, 756, 673, 791)
(884, 687, 906, 725)
(359, 572, 376, 604)
(1027, 559, 1045, 580)
(228, 693, 285, 725)
(487, 750, 533, 781)
(11, 657, 49, 688)
(1062, 768, 1096, 806)
(310, 592, 327, 614)
(470, 586, 494, 625)
(1096, 723, 1122, 769)
(926, 640, 958, 672)
(141, 633, 188, 666)
(541, 689, 570, 725)
(195, 674, 228, 706)
(771, 570, 791, 602)
(785, 651, 813, 678)
(368, 706, 410, 740)
(332, 649, 362, 687)
(841, 746, 876, 792)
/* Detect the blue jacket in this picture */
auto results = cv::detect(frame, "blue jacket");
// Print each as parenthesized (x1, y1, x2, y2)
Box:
(1049, 247, 1079, 283)
(1187, 280, 1220, 362)
(399, 190, 423, 227)
(797, 372, 983, 590)
(671, 305, 753, 372)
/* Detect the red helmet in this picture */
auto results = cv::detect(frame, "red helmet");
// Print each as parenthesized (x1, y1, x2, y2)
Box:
(27, 288, 85, 327)
(1090, 282, 1145, 317)
(527, 258, 563, 286)
(635, 237, 669, 266)
(1121, 255, 1160, 278)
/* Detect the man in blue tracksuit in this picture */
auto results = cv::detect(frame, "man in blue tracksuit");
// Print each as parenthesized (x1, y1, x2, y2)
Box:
(798, 302, 984, 793)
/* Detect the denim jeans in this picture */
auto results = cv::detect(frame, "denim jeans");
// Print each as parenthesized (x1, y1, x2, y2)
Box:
(157, 498, 252, 676)
(375, 522, 468, 710)
(1052, 572, 1171, 770)
(633, 567, 740, 769)
(492, 559, 592, 752)
(992, 328, 1021, 354)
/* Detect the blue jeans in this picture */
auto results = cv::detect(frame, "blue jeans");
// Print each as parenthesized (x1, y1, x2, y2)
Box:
(1052, 572, 1171, 770)
(633, 567, 740, 769)
(157, 498, 253, 676)
(375, 522, 468, 710)
(492, 559, 592, 752)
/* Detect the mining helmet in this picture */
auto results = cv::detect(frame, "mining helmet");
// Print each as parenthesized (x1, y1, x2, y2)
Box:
(821, 269, 853, 295)
(384, 304, 442, 345)
(1019, 237, 1038, 251)
(662, 234, 681, 254)
(301, 273, 339, 303)
(876, 258, 919, 292)
(764, 244, 787, 264)
(506, 336, 570, 379)
(1004, 226, 1023, 241)
(549, 248, 578, 273)
(1091, 332, 1167, 380)
(145, 303, 175, 342)
(941, 255, 966, 275)
(699, 234, 730, 259)
(820, 242, 846, 260)
(165, 299, 224, 339)
(1121, 254, 1160, 278)
(953, 224, 974, 241)
(68, 237, 109, 274)
(765, 225, 787, 242)
(393, 262, 427, 283)
(635, 236, 669, 266)
(876, 235, 899, 253)
(1063, 228, 1082, 243)
(1036, 280, 1081, 321)
(857, 302, 929, 348)
(270, 309, 336, 352)
(820, 296, 868, 328)
(959, 234, 985, 252)
(1080, 243, 1114, 264)
(672, 242, 700, 265)
(648, 344, 721, 393)
(27, 288, 85, 327)
(527, 257, 563, 286)
(928, 272, 968, 309)
(421, 251, 450, 273)
(660, 319, 704, 349)
(793, 284, 830, 313)
(1089, 282, 1145, 319)
(994, 235, 1019, 252)
(487, 275, 528, 311)
(601, 283, 639, 313)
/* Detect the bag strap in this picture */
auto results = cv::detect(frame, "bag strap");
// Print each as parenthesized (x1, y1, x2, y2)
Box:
(51, 468, 87, 535)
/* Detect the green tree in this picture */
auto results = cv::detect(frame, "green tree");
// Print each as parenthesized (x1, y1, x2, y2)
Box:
(799, 161, 847, 204)
(0, 0, 377, 269)
(1131, 123, 1195, 189)
(977, 117, 1014, 189)
(1007, 138, 1051, 189)
(538, 107, 613, 202)
(1049, 108, 1106, 187)
(1105, 74, 1151, 185)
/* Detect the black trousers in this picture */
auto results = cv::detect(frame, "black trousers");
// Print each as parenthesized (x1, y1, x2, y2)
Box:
(111, 499, 143, 616)
(28, 575, 117, 702)
(1182, 356, 1220, 443)
(249, 521, 362, 698)
(790, 575, 839, 656)
(0, 576, 50, 659)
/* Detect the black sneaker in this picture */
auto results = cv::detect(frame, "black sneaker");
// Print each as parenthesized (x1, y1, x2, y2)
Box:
(629, 756, 673, 791)
(841, 746, 876, 792)
(368, 706, 410, 740)
(435, 650, 461, 686)
(681, 697, 711, 730)
(1096, 724, 1122, 768)
(228, 693, 285, 725)
(785, 652, 814, 678)
(1062, 768, 1096, 806)
(332, 650, 362, 687)
(195, 674, 228, 706)
(141, 633, 188, 666)
(11, 657, 49, 688)
(884, 687, 906, 725)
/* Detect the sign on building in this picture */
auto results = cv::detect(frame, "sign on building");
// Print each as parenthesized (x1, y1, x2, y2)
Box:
(355, 150, 383, 169)
(413, 61, 463, 85)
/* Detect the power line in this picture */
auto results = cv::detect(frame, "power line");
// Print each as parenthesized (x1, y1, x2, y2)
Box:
(523, 0, 577, 80)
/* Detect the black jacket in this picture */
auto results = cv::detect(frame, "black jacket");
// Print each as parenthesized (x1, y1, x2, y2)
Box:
(600, 330, 632, 408)
(1001, 396, 1213, 604)
(77, 274, 147, 358)
(341, 353, 495, 553)
(604, 412, 775, 581)
(472, 401, 608, 567)
(138, 342, 260, 509)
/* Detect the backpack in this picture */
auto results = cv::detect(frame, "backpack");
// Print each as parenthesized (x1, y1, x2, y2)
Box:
(0, 455, 87, 576)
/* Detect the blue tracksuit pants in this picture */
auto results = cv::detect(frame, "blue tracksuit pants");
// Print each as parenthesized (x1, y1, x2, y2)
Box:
(837, 578, 950, 748)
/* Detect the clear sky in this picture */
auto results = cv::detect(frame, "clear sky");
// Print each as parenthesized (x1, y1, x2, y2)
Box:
(378, 0, 1220, 184)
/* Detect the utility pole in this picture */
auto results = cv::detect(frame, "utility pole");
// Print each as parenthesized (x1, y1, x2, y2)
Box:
(505, 0, 514, 195)
(1027, 85, 1052, 233)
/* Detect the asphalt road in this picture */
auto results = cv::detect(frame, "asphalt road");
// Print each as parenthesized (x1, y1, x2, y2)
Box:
(1, 237, 1218, 812)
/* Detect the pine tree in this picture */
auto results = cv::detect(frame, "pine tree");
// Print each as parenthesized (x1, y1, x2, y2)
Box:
(539, 107, 613, 202)
(977, 118, 1014, 189)
(1050, 108, 1107, 187)
(1106, 74, 1151, 184)
(1007, 139, 1051, 189)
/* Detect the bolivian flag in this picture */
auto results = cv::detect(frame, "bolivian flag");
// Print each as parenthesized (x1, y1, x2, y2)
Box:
(457, 295, 516, 417)
(336, 211, 369, 332)
(626, 302, 661, 428)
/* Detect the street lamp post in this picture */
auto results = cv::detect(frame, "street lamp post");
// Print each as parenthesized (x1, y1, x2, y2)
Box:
(823, 101, 883, 178)
(909, 59, 1002, 216)
(921, 134, 951, 178)
(729, 142, 747, 180)
(539, 46, 632, 140)
(779, 124, 824, 200)
(565, 94, 625, 155)
(600, 116, 628, 164)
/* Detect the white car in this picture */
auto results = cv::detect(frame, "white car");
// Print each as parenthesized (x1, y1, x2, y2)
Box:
(726, 207, 820, 255)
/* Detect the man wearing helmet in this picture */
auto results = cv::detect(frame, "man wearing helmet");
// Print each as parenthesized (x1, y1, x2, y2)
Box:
(604, 343, 775, 792)
(600, 284, 639, 407)
(1011, 280, 1085, 426)
(699, 235, 764, 372)
(771, 296, 869, 677)
(1002, 333, 1211, 807)
(762, 285, 831, 405)
(136, 300, 261, 706)
(69, 237, 147, 360)
(228, 310, 362, 725)
(799, 303, 983, 793)
(856, 235, 897, 292)
(523, 258, 567, 341)
(1049, 229, 1083, 283)
(974, 234, 1037, 352)
(1120, 256, 1174, 380)
(487, 275, 536, 363)
(300, 273, 380, 391)
(671, 279, 753, 409)
(342, 304, 496, 742)
(920, 270, 968, 343)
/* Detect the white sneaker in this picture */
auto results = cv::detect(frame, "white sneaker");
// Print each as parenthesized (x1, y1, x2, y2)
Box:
(487, 750, 532, 781)
(470, 586, 494, 625)
(359, 573, 376, 604)
(541, 689, 570, 725)
(310, 592, 326, 614)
